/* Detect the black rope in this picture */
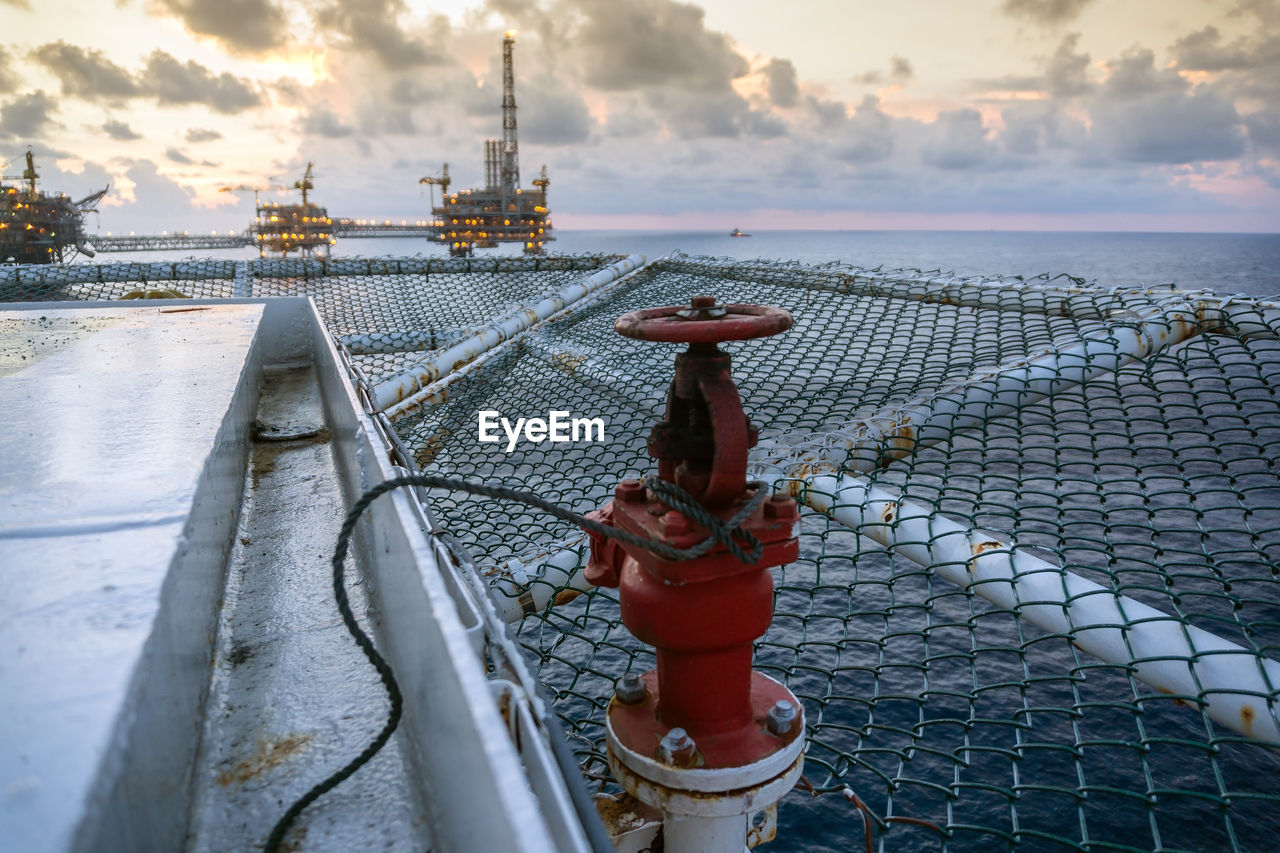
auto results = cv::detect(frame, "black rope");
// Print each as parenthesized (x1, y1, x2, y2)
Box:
(263, 473, 772, 851)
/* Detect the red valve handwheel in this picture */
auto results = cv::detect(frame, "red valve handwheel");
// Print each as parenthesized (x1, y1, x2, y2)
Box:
(615, 300, 793, 343)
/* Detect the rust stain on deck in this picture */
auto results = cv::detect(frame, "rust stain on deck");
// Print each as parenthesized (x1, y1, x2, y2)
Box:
(216, 733, 313, 787)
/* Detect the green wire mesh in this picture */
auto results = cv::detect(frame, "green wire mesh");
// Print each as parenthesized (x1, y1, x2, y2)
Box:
(392, 255, 1280, 852)
(3, 253, 1278, 852)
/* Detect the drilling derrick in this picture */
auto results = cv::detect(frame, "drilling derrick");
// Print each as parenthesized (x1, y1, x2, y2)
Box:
(501, 31, 520, 212)
(423, 31, 553, 257)
(1, 148, 107, 264)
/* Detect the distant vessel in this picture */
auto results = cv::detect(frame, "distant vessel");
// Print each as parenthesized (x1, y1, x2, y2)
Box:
(730, 227, 751, 237)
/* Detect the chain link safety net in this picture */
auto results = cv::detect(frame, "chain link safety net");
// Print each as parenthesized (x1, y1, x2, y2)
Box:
(5, 253, 1280, 852)
(0, 254, 619, 387)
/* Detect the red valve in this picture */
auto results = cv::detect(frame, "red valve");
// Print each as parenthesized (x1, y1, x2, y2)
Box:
(615, 297, 793, 343)
(584, 294, 802, 769)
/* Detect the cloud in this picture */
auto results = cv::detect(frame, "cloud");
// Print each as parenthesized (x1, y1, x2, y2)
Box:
(853, 55, 914, 86)
(1091, 50, 1245, 163)
(1100, 47, 1184, 99)
(185, 127, 222, 142)
(1042, 32, 1091, 96)
(1168, 22, 1280, 104)
(998, 100, 1087, 155)
(761, 58, 799, 108)
(103, 159, 208, 232)
(1245, 109, 1280, 154)
(832, 95, 894, 163)
(647, 87, 749, 138)
(102, 119, 142, 140)
(0, 91, 58, 139)
(972, 33, 1091, 97)
(166, 148, 220, 168)
(27, 43, 263, 115)
(518, 77, 594, 144)
(1092, 88, 1244, 163)
(923, 107, 996, 169)
(1001, 0, 1096, 26)
(569, 0, 748, 92)
(140, 51, 262, 113)
(148, 0, 289, 53)
(806, 96, 848, 128)
(1170, 26, 1254, 72)
(0, 47, 20, 94)
(29, 41, 140, 100)
(298, 107, 355, 138)
(315, 0, 450, 68)
(1229, 0, 1280, 30)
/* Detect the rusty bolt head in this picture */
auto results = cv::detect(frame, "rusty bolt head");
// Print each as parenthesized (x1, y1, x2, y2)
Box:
(615, 672, 647, 705)
(766, 700, 798, 735)
(658, 727, 696, 764)
(763, 494, 798, 520)
(616, 479, 646, 503)
(690, 295, 716, 308)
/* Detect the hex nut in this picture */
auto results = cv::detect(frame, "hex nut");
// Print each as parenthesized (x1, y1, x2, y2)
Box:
(764, 494, 797, 520)
(616, 479, 646, 503)
(661, 510, 691, 537)
(766, 700, 798, 735)
(615, 672, 647, 705)
(658, 727, 696, 764)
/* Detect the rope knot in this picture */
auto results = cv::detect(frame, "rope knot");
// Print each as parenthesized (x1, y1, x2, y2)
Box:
(644, 476, 767, 565)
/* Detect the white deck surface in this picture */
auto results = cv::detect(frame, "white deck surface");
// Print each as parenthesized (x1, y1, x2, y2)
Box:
(0, 304, 264, 852)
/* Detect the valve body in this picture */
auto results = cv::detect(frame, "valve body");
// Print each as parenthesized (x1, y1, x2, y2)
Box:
(584, 296, 804, 851)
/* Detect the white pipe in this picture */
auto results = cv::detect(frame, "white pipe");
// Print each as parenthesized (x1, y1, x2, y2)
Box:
(751, 299, 1280, 475)
(800, 473, 1280, 744)
(485, 538, 591, 624)
(373, 254, 647, 411)
(383, 256, 651, 422)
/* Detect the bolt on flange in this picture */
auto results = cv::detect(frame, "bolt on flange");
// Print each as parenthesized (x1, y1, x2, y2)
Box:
(766, 700, 798, 735)
(657, 727, 697, 765)
(615, 672, 648, 705)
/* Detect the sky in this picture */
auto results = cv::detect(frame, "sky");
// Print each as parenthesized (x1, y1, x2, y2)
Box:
(1, 0, 1278, 233)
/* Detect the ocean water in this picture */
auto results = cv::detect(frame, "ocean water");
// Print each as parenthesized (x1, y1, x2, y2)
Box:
(548, 229, 1280, 297)
(86, 229, 1280, 297)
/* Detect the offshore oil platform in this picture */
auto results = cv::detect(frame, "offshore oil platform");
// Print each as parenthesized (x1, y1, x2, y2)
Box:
(4, 33, 551, 262)
(220, 162, 334, 258)
(0, 149, 107, 264)
(421, 31, 553, 257)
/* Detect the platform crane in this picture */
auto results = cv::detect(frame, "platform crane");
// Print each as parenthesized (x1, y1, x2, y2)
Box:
(1, 149, 41, 198)
(218, 182, 289, 207)
(419, 163, 451, 208)
(294, 162, 315, 205)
